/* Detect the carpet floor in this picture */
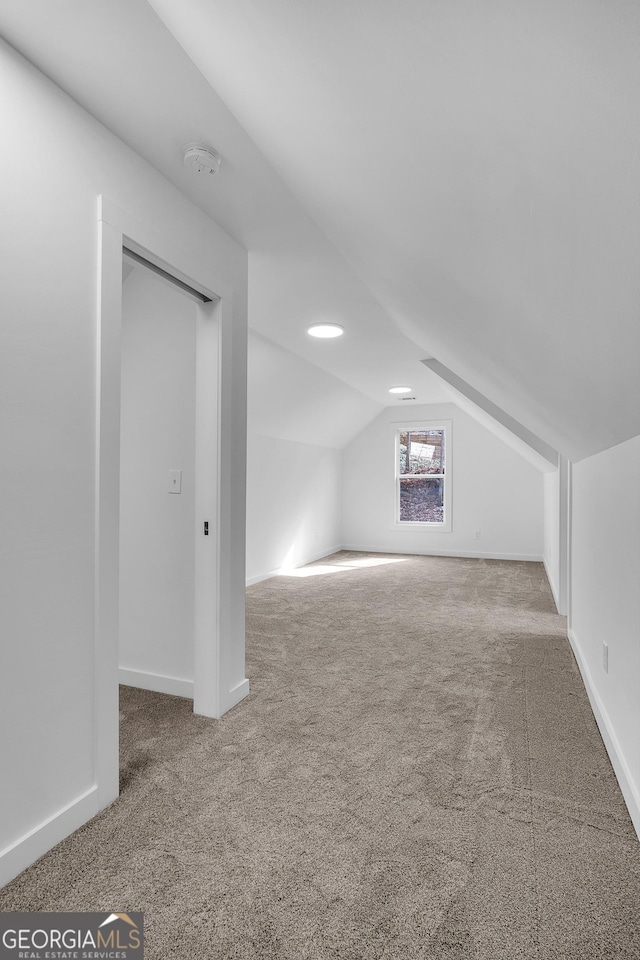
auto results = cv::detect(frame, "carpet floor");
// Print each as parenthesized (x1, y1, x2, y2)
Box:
(2, 552, 639, 958)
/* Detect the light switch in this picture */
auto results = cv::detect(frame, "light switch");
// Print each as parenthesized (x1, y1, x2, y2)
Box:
(168, 469, 182, 494)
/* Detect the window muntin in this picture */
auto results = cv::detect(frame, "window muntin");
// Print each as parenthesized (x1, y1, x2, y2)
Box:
(397, 427, 447, 525)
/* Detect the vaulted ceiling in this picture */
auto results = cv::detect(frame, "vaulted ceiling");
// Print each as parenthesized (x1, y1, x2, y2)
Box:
(1, 0, 638, 460)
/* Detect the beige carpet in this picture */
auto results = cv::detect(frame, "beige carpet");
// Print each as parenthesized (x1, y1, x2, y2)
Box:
(2, 552, 639, 958)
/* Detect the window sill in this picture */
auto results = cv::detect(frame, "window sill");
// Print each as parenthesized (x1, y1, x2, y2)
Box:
(391, 521, 452, 533)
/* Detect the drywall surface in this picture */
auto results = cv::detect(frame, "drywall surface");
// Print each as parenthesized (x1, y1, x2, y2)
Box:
(245, 332, 357, 582)
(544, 468, 561, 608)
(120, 266, 196, 687)
(247, 330, 380, 449)
(150, 0, 640, 462)
(246, 434, 342, 583)
(342, 403, 544, 559)
(570, 435, 640, 833)
(0, 39, 247, 883)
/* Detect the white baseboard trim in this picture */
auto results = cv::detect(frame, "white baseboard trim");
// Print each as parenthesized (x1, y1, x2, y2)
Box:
(568, 627, 640, 841)
(341, 544, 544, 563)
(224, 677, 250, 713)
(119, 667, 194, 699)
(246, 568, 279, 586)
(543, 557, 561, 613)
(246, 545, 343, 586)
(0, 786, 99, 889)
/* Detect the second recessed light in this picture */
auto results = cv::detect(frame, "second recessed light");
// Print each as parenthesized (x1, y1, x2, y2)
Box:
(308, 324, 344, 338)
(389, 385, 413, 394)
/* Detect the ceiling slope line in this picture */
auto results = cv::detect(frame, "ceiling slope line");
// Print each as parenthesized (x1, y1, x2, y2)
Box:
(421, 358, 558, 468)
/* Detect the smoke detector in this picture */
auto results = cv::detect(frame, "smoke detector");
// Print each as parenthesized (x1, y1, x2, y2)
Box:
(184, 143, 221, 176)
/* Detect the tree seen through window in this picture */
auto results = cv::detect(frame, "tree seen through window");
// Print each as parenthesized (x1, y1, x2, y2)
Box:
(398, 429, 445, 523)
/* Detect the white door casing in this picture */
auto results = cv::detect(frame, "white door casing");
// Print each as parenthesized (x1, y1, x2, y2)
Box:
(96, 195, 248, 808)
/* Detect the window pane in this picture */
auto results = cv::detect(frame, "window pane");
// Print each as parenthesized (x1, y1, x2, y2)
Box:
(399, 430, 444, 475)
(399, 477, 444, 522)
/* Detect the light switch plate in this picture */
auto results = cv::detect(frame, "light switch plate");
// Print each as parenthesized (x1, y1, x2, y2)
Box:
(168, 469, 182, 494)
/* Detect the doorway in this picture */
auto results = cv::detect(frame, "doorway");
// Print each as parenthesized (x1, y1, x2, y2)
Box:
(119, 255, 198, 698)
(96, 196, 249, 812)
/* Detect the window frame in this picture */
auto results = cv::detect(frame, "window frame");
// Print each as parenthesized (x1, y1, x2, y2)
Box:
(392, 419, 452, 532)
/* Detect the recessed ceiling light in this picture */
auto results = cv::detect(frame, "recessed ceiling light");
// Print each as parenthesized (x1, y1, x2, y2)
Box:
(307, 324, 344, 338)
(389, 385, 413, 394)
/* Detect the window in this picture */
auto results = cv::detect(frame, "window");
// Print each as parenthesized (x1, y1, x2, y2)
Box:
(395, 423, 451, 529)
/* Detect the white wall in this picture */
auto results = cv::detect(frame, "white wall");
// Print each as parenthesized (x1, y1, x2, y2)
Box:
(246, 434, 342, 583)
(0, 39, 247, 886)
(119, 265, 196, 694)
(569, 435, 640, 836)
(247, 329, 380, 449)
(245, 331, 379, 582)
(342, 403, 544, 559)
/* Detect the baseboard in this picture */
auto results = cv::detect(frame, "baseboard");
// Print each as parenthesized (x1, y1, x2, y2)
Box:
(248, 547, 544, 584)
(223, 677, 250, 713)
(246, 544, 343, 586)
(341, 544, 544, 563)
(0, 786, 99, 889)
(568, 627, 640, 841)
(246, 567, 280, 586)
(543, 557, 561, 613)
(119, 667, 194, 699)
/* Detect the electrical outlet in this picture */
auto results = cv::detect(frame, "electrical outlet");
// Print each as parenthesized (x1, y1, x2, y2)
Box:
(474, 530, 481, 540)
(603, 642, 609, 673)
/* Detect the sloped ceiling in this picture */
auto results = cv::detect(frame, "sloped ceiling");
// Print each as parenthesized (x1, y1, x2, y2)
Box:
(149, 0, 640, 462)
(248, 331, 382, 449)
(0, 0, 453, 435)
(1, 0, 638, 460)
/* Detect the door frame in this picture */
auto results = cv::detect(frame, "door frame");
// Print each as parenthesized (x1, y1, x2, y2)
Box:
(95, 196, 246, 809)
